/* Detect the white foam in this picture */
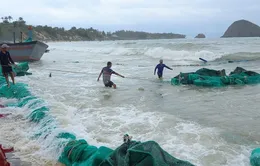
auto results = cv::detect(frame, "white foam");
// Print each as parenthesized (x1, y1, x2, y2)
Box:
(144, 47, 222, 62)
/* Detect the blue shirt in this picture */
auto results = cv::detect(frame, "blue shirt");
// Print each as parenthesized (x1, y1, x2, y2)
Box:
(154, 64, 171, 74)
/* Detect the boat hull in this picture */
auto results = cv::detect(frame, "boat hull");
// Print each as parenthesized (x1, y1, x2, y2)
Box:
(0, 41, 48, 62)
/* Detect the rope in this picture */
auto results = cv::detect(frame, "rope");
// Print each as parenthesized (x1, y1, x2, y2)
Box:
(46, 68, 89, 74)
(171, 64, 207, 67)
(46, 69, 164, 82)
(67, 143, 84, 160)
(126, 76, 150, 81)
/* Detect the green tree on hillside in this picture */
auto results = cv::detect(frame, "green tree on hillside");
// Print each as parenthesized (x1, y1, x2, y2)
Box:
(8, 16, 13, 22)
(1, 16, 185, 41)
(18, 17, 26, 26)
(1, 16, 9, 23)
(70, 27, 77, 31)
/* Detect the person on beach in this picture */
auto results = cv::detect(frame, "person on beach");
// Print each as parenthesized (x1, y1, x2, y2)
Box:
(97, 61, 125, 89)
(154, 59, 173, 79)
(0, 44, 16, 87)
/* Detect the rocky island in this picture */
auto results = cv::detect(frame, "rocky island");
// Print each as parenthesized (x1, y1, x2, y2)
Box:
(195, 33, 206, 38)
(222, 20, 260, 38)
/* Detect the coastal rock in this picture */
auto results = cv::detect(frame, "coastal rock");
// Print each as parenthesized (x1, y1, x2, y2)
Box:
(195, 33, 206, 38)
(222, 20, 260, 38)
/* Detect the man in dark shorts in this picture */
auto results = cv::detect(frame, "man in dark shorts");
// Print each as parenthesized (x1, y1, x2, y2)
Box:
(154, 59, 173, 79)
(0, 44, 16, 87)
(97, 61, 124, 89)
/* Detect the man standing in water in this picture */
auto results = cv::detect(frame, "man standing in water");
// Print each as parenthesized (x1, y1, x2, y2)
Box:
(0, 44, 16, 87)
(154, 59, 173, 79)
(97, 61, 125, 89)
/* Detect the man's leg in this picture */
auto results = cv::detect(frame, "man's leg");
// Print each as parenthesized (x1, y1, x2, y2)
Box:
(112, 84, 117, 89)
(109, 81, 116, 89)
(10, 72, 15, 85)
(3, 73, 10, 87)
(158, 73, 163, 79)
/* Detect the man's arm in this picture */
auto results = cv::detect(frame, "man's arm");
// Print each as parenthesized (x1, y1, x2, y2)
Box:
(113, 71, 125, 78)
(154, 65, 158, 75)
(8, 52, 15, 64)
(97, 69, 103, 81)
(165, 64, 173, 70)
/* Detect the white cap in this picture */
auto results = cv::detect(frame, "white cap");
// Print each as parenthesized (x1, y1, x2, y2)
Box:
(1, 44, 10, 48)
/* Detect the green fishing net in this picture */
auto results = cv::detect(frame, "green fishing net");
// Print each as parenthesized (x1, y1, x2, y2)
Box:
(100, 141, 194, 166)
(251, 148, 260, 166)
(58, 139, 194, 166)
(0, 62, 32, 77)
(171, 67, 260, 87)
(0, 83, 31, 99)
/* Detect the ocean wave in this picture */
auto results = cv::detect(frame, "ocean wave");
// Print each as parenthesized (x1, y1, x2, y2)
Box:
(117, 41, 137, 45)
(48, 42, 260, 64)
(144, 47, 260, 63)
(144, 47, 221, 62)
(214, 52, 260, 62)
(165, 42, 215, 51)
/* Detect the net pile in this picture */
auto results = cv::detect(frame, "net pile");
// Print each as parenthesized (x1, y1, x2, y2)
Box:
(0, 62, 32, 76)
(58, 138, 195, 166)
(251, 148, 260, 166)
(171, 67, 260, 87)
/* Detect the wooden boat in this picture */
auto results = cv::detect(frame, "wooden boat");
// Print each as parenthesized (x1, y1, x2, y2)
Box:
(0, 41, 48, 62)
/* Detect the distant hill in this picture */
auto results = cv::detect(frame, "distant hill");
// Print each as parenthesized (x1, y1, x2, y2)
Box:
(222, 20, 260, 38)
(111, 30, 185, 40)
(0, 17, 185, 42)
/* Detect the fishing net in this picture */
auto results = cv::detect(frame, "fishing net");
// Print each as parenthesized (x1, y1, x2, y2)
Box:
(0, 62, 32, 77)
(58, 139, 194, 166)
(13, 62, 32, 76)
(250, 148, 260, 166)
(195, 68, 226, 76)
(100, 141, 194, 166)
(28, 106, 49, 123)
(171, 67, 260, 87)
(0, 83, 31, 99)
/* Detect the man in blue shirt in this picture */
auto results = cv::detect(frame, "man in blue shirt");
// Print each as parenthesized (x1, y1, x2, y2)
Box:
(154, 59, 173, 79)
(0, 44, 16, 87)
(97, 61, 124, 89)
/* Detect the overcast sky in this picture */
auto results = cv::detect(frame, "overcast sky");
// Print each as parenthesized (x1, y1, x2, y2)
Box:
(0, 0, 259, 37)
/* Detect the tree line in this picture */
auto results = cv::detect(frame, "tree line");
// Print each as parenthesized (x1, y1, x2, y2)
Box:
(0, 16, 185, 41)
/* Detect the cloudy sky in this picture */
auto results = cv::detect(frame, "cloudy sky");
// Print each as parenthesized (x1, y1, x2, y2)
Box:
(0, 0, 259, 37)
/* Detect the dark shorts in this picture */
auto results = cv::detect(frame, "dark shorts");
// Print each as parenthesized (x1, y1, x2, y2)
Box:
(1, 66, 13, 75)
(157, 73, 163, 78)
(105, 81, 114, 87)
